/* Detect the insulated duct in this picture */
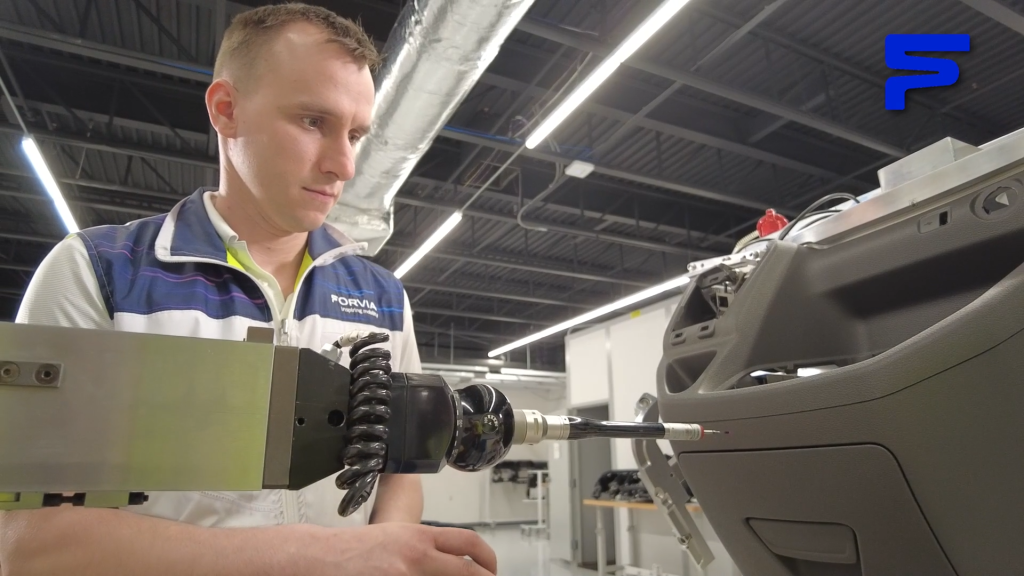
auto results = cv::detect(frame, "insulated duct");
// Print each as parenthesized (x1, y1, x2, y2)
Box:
(327, 0, 537, 256)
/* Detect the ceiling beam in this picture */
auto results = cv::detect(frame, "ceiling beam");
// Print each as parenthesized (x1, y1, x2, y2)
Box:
(959, 0, 1024, 35)
(0, 188, 163, 216)
(413, 323, 525, 341)
(403, 281, 590, 308)
(438, 128, 779, 213)
(414, 307, 553, 325)
(14, 97, 208, 144)
(515, 17, 907, 158)
(0, 21, 212, 82)
(474, 70, 864, 186)
(690, 0, 791, 73)
(746, 93, 828, 144)
(381, 242, 653, 287)
(0, 167, 188, 202)
(405, 175, 735, 249)
(0, 125, 218, 169)
(395, 194, 715, 258)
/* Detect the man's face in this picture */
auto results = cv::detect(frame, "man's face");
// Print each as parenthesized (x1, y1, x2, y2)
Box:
(224, 23, 375, 233)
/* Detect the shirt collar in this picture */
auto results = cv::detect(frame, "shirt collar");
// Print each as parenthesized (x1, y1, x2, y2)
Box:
(202, 190, 241, 246)
(158, 188, 368, 263)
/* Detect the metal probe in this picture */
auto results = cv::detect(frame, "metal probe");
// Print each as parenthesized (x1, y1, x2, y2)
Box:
(511, 409, 728, 445)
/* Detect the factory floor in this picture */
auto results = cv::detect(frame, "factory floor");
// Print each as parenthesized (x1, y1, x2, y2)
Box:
(477, 526, 594, 576)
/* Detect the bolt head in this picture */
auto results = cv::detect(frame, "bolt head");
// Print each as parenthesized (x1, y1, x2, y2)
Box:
(0, 362, 19, 383)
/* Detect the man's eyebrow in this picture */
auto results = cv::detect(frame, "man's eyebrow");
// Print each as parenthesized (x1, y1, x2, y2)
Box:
(294, 102, 337, 117)
(354, 123, 372, 135)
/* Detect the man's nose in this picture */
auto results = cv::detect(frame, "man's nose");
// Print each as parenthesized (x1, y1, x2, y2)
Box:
(321, 137, 357, 182)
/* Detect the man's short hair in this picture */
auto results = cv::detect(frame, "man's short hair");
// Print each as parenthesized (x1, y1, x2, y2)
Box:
(213, 2, 381, 85)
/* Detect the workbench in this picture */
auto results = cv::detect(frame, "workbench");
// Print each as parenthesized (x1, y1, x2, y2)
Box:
(582, 498, 702, 575)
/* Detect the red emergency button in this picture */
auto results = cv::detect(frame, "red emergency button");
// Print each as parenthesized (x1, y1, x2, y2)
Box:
(757, 209, 788, 237)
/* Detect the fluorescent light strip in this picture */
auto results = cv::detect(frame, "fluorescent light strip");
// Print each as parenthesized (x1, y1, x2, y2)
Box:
(21, 137, 78, 233)
(488, 274, 692, 357)
(500, 367, 566, 378)
(524, 0, 693, 150)
(421, 363, 490, 373)
(393, 211, 463, 279)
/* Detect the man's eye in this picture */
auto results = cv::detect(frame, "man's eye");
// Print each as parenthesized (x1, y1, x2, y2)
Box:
(303, 117, 323, 129)
(349, 133, 362, 144)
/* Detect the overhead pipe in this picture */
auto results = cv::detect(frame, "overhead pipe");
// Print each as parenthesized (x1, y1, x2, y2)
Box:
(328, 0, 537, 255)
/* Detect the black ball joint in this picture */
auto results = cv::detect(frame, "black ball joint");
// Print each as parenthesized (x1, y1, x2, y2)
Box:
(446, 384, 516, 472)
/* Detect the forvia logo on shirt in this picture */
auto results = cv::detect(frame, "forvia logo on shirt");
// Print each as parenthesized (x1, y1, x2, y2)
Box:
(330, 294, 379, 319)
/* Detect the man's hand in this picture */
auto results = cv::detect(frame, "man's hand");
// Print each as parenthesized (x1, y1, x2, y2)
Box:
(2, 508, 498, 576)
(291, 522, 497, 576)
(334, 330, 374, 348)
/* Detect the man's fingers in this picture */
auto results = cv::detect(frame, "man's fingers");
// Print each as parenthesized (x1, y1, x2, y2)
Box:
(423, 550, 496, 576)
(339, 330, 372, 347)
(430, 528, 498, 574)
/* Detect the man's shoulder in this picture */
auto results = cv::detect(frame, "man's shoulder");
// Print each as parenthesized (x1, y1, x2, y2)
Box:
(75, 213, 168, 250)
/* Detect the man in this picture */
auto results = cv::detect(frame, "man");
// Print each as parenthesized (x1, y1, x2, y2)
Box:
(0, 4, 496, 575)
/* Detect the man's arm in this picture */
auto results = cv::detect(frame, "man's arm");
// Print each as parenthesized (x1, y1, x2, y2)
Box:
(369, 475, 424, 524)
(2, 507, 305, 576)
(1, 505, 496, 576)
(368, 291, 425, 524)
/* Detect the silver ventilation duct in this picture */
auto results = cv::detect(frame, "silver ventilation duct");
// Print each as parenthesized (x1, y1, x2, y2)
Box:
(327, 0, 536, 256)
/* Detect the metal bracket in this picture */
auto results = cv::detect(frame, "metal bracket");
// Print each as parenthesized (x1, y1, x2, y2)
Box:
(245, 326, 275, 344)
(0, 492, 43, 511)
(632, 393, 715, 570)
(0, 491, 145, 511)
(0, 360, 62, 388)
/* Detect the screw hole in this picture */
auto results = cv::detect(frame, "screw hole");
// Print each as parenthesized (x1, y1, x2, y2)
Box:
(295, 417, 306, 426)
(34, 365, 58, 385)
(327, 410, 345, 427)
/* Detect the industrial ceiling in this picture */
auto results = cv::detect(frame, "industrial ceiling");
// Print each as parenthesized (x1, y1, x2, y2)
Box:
(2, 0, 1022, 370)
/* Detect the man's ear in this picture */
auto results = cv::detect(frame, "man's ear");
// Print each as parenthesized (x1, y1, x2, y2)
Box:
(206, 78, 239, 139)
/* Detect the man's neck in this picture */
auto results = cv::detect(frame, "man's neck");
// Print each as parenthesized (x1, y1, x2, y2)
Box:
(211, 189, 308, 296)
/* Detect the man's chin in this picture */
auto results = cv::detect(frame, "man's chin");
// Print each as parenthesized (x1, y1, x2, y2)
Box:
(292, 211, 330, 234)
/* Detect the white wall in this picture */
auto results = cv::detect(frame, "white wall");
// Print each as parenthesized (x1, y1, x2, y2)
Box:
(421, 387, 564, 525)
(566, 328, 610, 407)
(607, 302, 674, 567)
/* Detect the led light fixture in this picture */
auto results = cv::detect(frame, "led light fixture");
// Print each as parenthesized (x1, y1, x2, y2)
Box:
(394, 211, 463, 279)
(488, 273, 692, 357)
